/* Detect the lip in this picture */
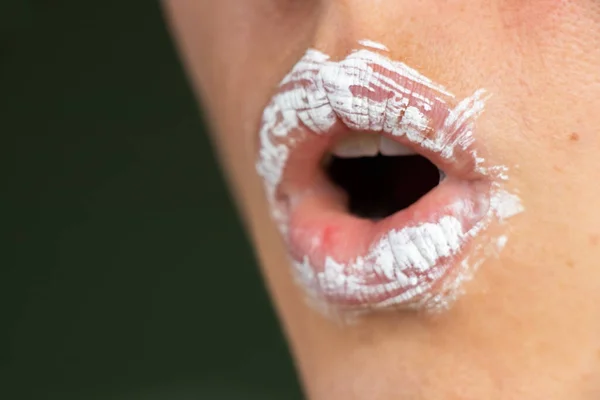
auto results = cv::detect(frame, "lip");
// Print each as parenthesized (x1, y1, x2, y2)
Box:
(256, 41, 522, 314)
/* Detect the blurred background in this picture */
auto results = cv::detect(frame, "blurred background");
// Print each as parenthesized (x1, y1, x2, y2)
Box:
(4, 1, 302, 399)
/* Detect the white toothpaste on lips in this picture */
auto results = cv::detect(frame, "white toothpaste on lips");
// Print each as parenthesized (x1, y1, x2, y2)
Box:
(256, 40, 524, 317)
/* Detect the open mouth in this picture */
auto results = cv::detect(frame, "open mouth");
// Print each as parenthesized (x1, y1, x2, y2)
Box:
(256, 42, 521, 314)
(279, 127, 490, 310)
(325, 133, 444, 220)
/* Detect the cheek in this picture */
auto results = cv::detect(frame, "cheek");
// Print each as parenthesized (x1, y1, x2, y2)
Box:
(474, 21, 600, 383)
(500, 0, 576, 28)
(451, 4, 600, 382)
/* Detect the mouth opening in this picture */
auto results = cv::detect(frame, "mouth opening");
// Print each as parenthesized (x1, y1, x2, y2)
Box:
(324, 153, 443, 220)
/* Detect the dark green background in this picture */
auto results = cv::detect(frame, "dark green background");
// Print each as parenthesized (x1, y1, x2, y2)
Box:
(4, 1, 301, 399)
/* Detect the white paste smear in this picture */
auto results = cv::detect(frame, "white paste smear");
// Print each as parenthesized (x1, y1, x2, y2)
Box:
(256, 40, 524, 317)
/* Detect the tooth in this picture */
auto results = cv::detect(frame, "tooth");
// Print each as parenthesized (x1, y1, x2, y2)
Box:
(331, 133, 379, 158)
(379, 136, 417, 156)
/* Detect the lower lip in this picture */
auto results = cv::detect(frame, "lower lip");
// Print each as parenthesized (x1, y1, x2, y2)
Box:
(285, 174, 491, 310)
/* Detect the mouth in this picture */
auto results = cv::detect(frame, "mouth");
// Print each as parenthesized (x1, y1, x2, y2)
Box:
(256, 42, 522, 314)
(324, 133, 447, 221)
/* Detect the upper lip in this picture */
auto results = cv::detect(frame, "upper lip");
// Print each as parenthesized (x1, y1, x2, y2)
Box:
(257, 46, 490, 216)
(257, 47, 490, 193)
(256, 44, 512, 314)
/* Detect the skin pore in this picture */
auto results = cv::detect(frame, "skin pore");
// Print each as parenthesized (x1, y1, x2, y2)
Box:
(163, 1, 600, 398)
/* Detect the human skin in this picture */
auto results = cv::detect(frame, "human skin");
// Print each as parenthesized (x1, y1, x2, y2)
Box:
(163, 1, 600, 398)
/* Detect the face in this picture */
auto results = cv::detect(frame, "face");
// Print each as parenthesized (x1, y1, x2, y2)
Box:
(164, 1, 600, 398)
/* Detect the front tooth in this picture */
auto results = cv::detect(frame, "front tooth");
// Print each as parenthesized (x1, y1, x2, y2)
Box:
(331, 133, 379, 158)
(379, 136, 417, 156)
